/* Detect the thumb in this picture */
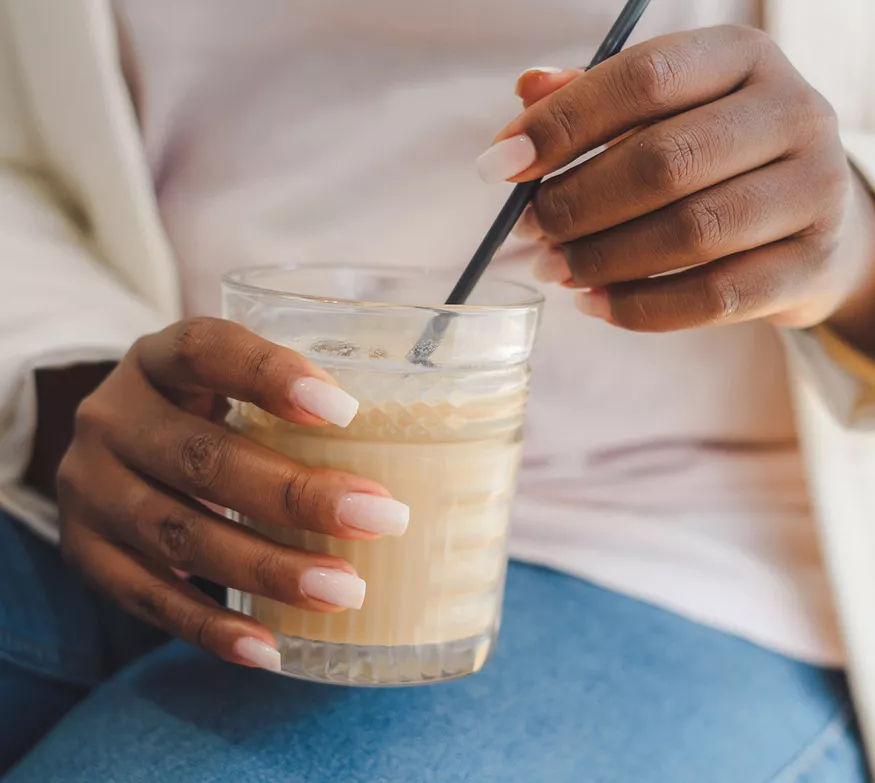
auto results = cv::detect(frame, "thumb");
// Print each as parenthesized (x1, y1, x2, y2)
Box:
(515, 67, 582, 109)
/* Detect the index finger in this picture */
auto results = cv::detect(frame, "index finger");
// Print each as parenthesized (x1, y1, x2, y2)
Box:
(135, 317, 359, 428)
(486, 26, 781, 182)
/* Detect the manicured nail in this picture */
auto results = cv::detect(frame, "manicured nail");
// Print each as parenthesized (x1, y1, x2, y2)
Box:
(477, 135, 537, 183)
(515, 66, 563, 96)
(575, 289, 612, 321)
(301, 569, 366, 609)
(533, 247, 571, 284)
(513, 204, 544, 239)
(233, 637, 282, 672)
(339, 493, 410, 536)
(519, 66, 563, 77)
(292, 378, 359, 427)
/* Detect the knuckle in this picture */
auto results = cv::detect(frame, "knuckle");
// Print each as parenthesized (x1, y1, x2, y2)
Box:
(611, 294, 659, 333)
(167, 601, 209, 645)
(130, 335, 149, 355)
(637, 127, 707, 196)
(792, 88, 839, 149)
(249, 547, 285, 597)
(621, 48, 687, 113)
(155, 512, 203, 569)
(73, 393, 113, 435)
(281, 469, 318, 524)
(816, 222, 844, 257)
(193, 612, 220, 649)
(701, 271, 745, 322)
(543, 96, 582, 150)
(802, 227, 841, 270)
(123, 481, 157, 535)
(133, 582, 172, 628)
(801, 88, 838, 127)
(569, 241, 610, 283)
(727, 25, 780, 72)
(820, 165, 852, 208)
(536, 186, 578, 241)
(741, 25, 777, 60)
(241, 345, 277, 392)
(176, 431, 233, 492)
(743, 25, 774, 48)
(173, 317, 224, 371)
(677, 195, 730, 254)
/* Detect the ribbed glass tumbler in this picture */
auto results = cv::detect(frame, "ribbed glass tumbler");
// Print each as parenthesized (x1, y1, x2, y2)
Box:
(223, 265, 542, 685)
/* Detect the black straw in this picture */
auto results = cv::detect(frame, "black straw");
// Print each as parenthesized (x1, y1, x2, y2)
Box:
(407, 0, 652, 364)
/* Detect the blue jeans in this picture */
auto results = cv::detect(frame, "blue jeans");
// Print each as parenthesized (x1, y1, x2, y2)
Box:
(0, 510, 869, 782)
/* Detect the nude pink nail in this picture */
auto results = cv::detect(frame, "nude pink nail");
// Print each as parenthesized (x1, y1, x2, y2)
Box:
(513, 205, 544, 240)
(518, 66, 563, 78)
(291, 378, 359, 428)
(476, 135, 537, 183)
(533, 248, 571, 284)
(575, 290, 612, 321)
(515, 67, 563, 96)
(233, 637, 282, 672)
(338, 494, 410, 536)
(301, 569, 366, 610)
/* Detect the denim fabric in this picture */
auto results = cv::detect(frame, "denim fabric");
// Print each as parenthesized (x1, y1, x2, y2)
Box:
(0, 510, 166, 774)
(0, 662, 85, 773)
(0, 509, 869, 782)
(0, 509, 166, 690)
(0, 509, 103, 688)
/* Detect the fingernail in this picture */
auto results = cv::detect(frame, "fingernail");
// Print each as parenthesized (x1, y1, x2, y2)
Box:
(292, 378, 359, 427)
(233, 637, 282, 672)
(575, 289, 612, 321)
(519, 66, 563, 78)
(477, 135, 537, 183)
(533, 247, 571, 284)
(301, 569, 366, 610)
(513, 204, 544, 239)
(515, 66, 563, 96)
(339, 493, 410, 536)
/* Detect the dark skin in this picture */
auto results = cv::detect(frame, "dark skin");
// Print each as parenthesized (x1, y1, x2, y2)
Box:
(503, 27, 875, 354)
(48, 318, 394, 667)
(35, 25, 875, 668)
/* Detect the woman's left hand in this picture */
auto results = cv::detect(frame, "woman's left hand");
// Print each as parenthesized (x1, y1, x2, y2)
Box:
(478, 26, 875, 351)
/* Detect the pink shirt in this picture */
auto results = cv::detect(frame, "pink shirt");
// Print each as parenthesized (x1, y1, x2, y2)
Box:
(116, 0, 842, 664)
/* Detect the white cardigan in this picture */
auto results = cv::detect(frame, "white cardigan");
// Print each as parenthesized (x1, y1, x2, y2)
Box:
(2, 0, 875, 759)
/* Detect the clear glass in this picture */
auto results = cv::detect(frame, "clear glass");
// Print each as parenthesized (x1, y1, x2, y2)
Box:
(223, 265, 542, 686)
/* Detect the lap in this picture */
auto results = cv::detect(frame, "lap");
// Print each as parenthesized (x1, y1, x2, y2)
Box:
(0, 510, 165, 688)
(0, 662, 85, 776)
(6, 563, 868, 783)
(0, 510, 164, 775)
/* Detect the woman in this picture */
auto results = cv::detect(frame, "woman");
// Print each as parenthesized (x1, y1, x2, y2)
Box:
(1, 0, 875, 779)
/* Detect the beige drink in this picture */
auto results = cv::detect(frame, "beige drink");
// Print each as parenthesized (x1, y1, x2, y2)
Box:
(223, 265, 541, 685)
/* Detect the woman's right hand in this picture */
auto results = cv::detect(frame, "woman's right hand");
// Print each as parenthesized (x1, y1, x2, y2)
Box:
(57, 317, 409, 671)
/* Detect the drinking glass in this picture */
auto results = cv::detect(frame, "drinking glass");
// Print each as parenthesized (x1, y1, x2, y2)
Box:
(224, 265, 542, 685)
